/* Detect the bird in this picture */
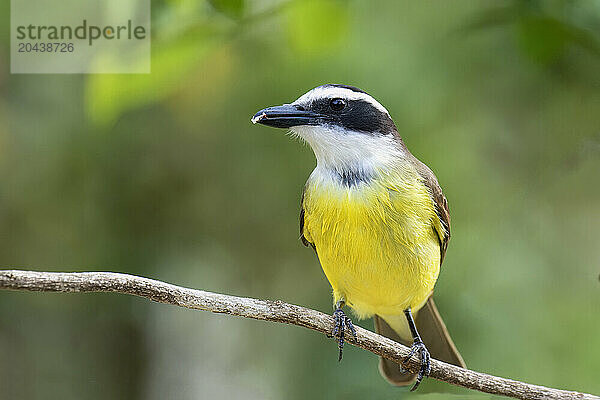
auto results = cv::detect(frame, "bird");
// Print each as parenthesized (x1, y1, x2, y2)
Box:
(251, 84, 466, 390)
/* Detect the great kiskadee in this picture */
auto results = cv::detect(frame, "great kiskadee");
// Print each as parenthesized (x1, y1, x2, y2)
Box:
(251, 84, 466, 390)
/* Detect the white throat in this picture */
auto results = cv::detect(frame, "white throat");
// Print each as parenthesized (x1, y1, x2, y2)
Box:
(291, 125, 404, 178)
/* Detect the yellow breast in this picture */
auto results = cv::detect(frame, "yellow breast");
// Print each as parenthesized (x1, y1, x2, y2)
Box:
(302, 163, 442, 318)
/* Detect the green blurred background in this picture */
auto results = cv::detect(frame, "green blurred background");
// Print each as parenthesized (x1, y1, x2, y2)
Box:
(1, 0, 599, 399)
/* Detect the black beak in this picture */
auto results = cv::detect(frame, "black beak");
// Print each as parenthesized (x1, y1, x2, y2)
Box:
(251, 104, 328, 128)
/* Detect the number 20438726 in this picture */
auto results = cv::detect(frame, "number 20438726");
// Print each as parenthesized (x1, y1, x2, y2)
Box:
(17, 42, 74, 52)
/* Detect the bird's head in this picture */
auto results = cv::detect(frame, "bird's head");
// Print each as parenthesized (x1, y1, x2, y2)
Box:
(252, 84, 403, 171)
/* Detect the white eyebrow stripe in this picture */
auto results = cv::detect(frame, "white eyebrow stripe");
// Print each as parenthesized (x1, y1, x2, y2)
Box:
(293, 86, 390, 115)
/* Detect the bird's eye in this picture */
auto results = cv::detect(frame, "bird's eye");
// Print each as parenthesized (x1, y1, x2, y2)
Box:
(329, 98, 346, 111)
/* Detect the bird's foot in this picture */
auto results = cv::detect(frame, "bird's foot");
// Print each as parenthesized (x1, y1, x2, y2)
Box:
(331, 307, 357, 361)
(402, 339, 431, 391)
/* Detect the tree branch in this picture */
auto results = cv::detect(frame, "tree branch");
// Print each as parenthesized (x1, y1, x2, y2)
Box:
(0, 269, 596, 400)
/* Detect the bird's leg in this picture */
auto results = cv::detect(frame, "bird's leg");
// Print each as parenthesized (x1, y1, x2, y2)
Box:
(331, 300, 357, 361)
(402, 307, 431, 391)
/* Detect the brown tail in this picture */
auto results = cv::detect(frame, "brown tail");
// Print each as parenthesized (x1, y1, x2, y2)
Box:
(374, 297, 466, 386)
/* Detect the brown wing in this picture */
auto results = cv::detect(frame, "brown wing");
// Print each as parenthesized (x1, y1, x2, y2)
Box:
(299, 187, 316, 252)
(409, 156, 451, 264)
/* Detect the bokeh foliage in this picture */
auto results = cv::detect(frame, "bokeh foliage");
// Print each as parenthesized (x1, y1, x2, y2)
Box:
(0, 1, 599, 399)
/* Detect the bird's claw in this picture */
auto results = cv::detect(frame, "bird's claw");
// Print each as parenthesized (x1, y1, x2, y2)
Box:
(331, 307, 357, 361)
(402, 339, 431, 391)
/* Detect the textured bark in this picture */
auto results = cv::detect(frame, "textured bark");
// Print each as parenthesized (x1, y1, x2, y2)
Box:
(0, 269, 597, 400)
